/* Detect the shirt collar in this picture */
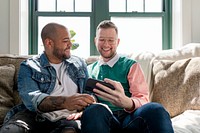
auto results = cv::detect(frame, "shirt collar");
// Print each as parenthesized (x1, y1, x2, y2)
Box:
(98, 54, 119, 67)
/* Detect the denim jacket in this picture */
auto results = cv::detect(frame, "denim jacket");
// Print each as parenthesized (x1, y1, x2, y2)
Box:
(4, 52, 88, 123)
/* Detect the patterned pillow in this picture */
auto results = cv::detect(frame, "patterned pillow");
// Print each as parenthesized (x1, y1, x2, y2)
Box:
(150, 57, 200, 117)
(0, 64, 15, 124)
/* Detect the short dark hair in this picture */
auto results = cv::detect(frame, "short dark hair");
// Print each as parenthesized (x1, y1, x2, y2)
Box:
(41, 23, 66, 43)
(96, 20, 118, 36)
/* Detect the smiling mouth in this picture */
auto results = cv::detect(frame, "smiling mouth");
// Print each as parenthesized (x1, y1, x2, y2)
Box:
(102, 48, 111, 52)
(65, 46, 71, 51)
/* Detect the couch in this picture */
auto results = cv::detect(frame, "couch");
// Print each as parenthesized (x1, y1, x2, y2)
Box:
(1, 43, 200, 132)
(133, 43, 200, 133)
(0, 54, 32, 127)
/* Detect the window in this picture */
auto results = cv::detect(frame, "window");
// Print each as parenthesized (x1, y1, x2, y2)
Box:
(109, 0, 171, 56)
(29, 0, 172, 58)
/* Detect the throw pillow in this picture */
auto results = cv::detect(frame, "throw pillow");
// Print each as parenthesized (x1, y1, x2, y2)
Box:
(0, 64, 15, 124)
(150, 57, 200, 117)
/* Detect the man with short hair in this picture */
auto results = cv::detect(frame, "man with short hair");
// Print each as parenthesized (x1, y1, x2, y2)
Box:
(0, 23, 94, 133)
(81, 20, 174, 133)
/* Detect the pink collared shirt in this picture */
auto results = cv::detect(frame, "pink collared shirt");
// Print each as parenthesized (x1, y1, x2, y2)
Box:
(127, 63, 149, 112)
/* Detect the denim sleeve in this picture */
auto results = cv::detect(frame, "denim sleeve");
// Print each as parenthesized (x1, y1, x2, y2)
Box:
(17, 62, 49, 112)
(82, 59, 89, 85)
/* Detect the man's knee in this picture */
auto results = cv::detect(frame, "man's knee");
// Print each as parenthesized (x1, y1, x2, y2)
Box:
(0, 120, 30, 133)
(61, 127, 77, 133)
(83, 103, 112, 117)
(81, 103, 113, 126)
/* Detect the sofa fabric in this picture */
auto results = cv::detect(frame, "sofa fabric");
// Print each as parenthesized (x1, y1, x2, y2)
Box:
(0, 64, 15, 124)
(0, 54, 31, 126)
(133, 43, 200, 90)
(172, 110, 200, 132)
(151, 57, 200, 117)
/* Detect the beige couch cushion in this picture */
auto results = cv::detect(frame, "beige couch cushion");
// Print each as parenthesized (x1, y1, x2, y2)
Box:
(0, 64, 15, 124)
(150, 57, 200, 118)
(0, 54, 31, 105)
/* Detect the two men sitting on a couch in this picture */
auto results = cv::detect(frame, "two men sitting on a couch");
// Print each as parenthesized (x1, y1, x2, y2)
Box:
(0, 21, 173, 133)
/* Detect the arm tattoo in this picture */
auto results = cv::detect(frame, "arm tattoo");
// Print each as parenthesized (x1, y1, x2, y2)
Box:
(38, 96, 65, 112)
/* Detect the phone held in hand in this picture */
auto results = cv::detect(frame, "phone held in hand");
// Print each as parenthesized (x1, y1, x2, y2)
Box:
(85, 78, 115, 92)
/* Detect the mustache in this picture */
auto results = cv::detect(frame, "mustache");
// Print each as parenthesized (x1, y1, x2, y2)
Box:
(64, 46, 71, 51)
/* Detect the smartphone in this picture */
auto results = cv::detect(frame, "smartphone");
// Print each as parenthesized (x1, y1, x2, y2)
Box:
(85, 78, 115, 92)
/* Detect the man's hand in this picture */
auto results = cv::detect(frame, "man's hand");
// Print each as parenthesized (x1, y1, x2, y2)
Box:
(38, 93, 95, 112)
(93, 78, 134, 110)
(64, 93, 95, 111)
(67, 112, 82, 120)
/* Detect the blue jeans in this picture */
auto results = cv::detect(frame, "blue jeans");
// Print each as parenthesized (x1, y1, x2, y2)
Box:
(0, 109, 80, 133)
(81, 102, 174, 133)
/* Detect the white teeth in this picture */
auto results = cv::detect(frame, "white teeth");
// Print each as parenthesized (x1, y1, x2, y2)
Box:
(103, 48, 110, 51)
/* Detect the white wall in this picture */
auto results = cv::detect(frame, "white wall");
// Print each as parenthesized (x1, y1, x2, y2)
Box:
(172, 0, 200, 48)
(0, 0, 9, 54)
(192, 0, 200, 43)
(0, 0, 28, 55)
(0, 0, 200, 55)
(10, 0, 21, 54)
(172, 0, 192, 49)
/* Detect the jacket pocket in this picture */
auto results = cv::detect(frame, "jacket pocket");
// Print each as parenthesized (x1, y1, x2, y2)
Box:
(32, 71, 52, 92)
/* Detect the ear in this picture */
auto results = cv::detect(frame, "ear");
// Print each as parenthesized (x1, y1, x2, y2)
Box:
(94, 37, 98, 46)
(116, 38, 120, 47)
(44, 38, 53, 48)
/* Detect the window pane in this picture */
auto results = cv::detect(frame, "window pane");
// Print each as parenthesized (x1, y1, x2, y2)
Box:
(127, 0, 143, 12)
(109, 0, 126, 12)
(111, 17, 162, 56)
(38, 0, 55, 12)
(38, 17, 90, 58)
(57, 0, 74, 12)
(145, 0, 162, 12)
(38, 0, 91, 12)
(75, 0, 91, 12)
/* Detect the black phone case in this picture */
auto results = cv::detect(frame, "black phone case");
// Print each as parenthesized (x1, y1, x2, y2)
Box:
(85, 78, 115, 92)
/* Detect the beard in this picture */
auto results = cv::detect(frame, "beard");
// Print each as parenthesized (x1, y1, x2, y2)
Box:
(99, 48, 116, 60)
(53, 47, 71, 60)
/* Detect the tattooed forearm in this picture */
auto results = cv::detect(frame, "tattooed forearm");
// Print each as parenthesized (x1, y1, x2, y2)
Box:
(38, 96, 66, 112)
